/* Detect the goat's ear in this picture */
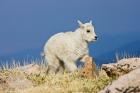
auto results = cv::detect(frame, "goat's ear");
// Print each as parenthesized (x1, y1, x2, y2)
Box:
(77, 20, 84, 28)
(89, 20, 92, 24)
(77, 20, 83, 26)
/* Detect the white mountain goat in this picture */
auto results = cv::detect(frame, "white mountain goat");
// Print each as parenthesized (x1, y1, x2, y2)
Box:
(43, 20, 98, 74)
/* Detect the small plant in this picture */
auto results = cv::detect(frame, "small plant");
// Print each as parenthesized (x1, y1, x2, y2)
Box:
(26, 73, 46, 86)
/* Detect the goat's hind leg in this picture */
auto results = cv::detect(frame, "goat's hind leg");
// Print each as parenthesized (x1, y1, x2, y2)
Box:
(45, 55, 60, 75)
(57, 60, 65, 74)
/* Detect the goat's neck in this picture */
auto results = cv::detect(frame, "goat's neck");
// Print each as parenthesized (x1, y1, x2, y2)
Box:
(75, 28, 87, 44)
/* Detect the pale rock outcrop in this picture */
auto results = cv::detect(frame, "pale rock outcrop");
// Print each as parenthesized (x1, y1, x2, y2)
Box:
(102, 58, 140, 77)
(99, 67, 140, 93)
(0, 70, 33, 92)
(20, 64, 41, 75)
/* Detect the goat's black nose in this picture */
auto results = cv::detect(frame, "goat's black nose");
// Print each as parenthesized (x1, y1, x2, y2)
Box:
(95, 36, 98, 40)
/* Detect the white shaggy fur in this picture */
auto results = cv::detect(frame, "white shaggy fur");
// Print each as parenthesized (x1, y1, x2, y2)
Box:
(43, 20, 97, 74)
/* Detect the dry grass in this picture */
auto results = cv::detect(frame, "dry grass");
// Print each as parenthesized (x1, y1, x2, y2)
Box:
(0, 68, 112, 93)
(23, 70, 112, 93)
(0, 59, 113, 93)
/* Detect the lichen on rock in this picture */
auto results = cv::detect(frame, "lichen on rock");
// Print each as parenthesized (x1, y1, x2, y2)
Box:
(102, 58, 140, 77)
(99, 67, 140, 93)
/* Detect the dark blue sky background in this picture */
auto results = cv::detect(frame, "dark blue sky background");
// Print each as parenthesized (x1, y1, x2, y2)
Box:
(0, 0, 140, 63)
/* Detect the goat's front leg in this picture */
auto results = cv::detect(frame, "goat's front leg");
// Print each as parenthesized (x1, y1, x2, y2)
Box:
(64, 61, 77, 72)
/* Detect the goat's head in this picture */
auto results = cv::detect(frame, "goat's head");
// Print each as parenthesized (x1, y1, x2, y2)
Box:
(78, 20, 98, 42)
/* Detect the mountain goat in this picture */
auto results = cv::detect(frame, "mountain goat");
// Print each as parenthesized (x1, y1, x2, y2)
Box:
(43, 20, 98, 74)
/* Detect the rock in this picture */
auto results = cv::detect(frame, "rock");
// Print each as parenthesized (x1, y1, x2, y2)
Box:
(102, 58, 140, 77)
(79, 56, 98, 79)
(0, 70, 33, 92)
(8, 77, 33, 91)
(20, 64, 41, 75)
(99, 68, 140, 93)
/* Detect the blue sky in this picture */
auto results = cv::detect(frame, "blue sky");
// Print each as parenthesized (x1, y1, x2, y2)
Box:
(0, 0, 140, 60)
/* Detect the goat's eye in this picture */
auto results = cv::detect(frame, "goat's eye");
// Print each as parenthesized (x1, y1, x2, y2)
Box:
(87, 30, 90, 33)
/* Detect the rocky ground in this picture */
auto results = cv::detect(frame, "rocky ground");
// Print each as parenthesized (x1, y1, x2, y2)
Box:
(100, 57, 140, 93)
(0, 57, 140, 93)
